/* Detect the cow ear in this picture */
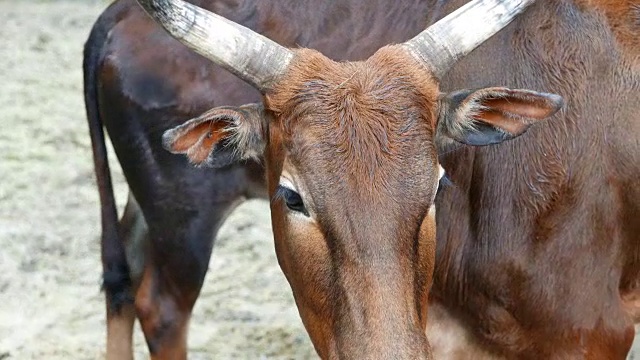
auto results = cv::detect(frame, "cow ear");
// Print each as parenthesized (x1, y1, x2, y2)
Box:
(162, 103, 266, 168)
(435, 87, 563, 150)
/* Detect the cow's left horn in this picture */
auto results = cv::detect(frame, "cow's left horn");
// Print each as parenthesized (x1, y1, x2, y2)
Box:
(403, 0, 535, 79)
(136, 0, 293, 92)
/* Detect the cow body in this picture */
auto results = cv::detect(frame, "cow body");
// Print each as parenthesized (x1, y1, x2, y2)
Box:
(84, 0, 640, 359)
(427, 1, 640, 358)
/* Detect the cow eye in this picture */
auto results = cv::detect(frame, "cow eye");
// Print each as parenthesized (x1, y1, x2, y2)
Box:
(276, 185, 309, 216)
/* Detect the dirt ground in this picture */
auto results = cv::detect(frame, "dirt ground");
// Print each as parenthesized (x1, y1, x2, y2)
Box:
(0, 1, 637, 359)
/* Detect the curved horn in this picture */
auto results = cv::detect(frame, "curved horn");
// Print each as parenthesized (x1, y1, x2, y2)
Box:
(403, 0, 535, 79)
(136, 0, 293, 91)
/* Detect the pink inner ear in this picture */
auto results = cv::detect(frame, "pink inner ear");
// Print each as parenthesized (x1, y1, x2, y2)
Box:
(470, 93, 561, 135)
(483, 97, 557, 120)
(169, 120, 227, 160)
(472, 109, 529, 135)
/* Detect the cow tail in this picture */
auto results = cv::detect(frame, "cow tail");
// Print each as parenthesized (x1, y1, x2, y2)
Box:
(83, 18, 132, 312)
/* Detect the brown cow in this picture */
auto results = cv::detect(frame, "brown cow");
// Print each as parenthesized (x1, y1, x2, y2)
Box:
(142, 0, 564, 358)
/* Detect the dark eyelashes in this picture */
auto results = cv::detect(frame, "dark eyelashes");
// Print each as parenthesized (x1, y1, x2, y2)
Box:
(274, 185, 309, 216)
(272, 185, 288, 203)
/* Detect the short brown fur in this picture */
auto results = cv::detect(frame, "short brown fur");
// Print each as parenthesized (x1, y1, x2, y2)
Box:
(574, 0, 640, 57)
(428, 1, 640, 359)
(267, 46, 439, 195)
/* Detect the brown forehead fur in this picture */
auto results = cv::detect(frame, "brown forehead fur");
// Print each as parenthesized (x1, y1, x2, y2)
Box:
(265, 45, 440, 201)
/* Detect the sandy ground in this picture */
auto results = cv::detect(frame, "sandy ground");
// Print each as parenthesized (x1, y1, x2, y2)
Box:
(0, 1, 638, 359)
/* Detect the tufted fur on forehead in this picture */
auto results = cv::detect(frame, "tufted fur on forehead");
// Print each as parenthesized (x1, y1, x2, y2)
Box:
(265, 45, 440, 198)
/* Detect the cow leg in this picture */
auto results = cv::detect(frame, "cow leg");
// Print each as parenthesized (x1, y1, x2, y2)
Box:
(106, 304, 136, 360)
(133, 198, 244, 359)
(101, 203, 134, 360)
(134, 262, 191, 359)
(106, 192, 149, 360)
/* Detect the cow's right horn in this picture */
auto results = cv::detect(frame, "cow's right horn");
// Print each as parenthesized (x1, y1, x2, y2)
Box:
(136, 0, 293, 92)
(403, 0, 536, 80)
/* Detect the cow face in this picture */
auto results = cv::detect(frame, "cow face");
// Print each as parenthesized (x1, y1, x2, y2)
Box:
(163, 45, 562, 358)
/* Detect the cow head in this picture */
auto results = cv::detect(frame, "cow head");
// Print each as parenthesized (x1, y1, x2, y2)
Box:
(141, 0, 562, 358)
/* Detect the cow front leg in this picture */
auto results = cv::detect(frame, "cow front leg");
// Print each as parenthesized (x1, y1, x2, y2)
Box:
(133, 197, 243, 359)
(135, 264, 193, 360)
